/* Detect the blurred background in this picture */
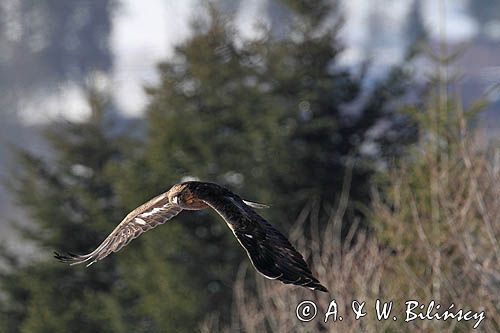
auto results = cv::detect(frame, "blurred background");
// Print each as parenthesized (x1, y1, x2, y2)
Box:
(0, 0, 499, 332)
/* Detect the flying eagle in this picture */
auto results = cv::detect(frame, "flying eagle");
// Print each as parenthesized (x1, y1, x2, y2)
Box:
(55, 181, 328, 292)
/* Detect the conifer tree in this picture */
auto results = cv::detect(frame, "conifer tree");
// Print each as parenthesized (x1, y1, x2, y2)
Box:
(370, 44, 499, 332)
(112, 0, 415, 326)
(0, 87, 128, 333)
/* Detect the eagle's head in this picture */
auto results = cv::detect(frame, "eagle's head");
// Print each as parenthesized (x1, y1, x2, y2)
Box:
(167, 182, 208, 210)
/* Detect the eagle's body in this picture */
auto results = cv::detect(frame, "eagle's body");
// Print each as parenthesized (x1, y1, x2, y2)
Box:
(56, 181, 328, 292)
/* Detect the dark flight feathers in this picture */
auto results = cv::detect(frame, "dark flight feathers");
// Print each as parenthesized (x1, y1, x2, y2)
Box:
(196, 185, 328, 292)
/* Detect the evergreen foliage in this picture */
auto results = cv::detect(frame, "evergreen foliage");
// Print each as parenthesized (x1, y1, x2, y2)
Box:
(110, 0, 414, 325)
(1, 88, 127, 333)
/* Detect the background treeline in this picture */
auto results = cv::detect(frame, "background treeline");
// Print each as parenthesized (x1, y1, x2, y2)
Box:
(1, 1, 498, 332)
(207, 47, 500, 332)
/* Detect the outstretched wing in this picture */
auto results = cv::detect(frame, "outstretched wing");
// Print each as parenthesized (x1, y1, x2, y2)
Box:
(202, 192, 328, 292)
(55, 193, 182, 266)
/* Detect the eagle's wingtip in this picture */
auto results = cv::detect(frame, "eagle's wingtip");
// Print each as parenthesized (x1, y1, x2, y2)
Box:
(53, 251, 83, 265)
(54, 251, 69, 262)
(54, 251, 65, 261)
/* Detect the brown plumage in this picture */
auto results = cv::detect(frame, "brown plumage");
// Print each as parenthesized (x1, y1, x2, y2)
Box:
(55, 181, 328, 292)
